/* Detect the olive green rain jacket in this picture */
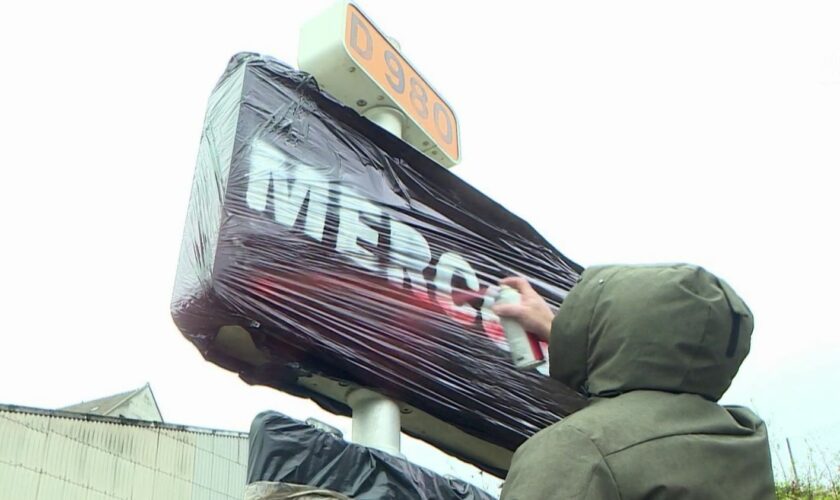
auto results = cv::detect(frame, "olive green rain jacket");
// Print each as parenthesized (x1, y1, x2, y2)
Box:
(501, 265, 775, 500)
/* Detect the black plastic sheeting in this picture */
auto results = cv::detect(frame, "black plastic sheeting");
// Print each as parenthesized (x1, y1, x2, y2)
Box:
(172, 53, 587, 474)
(248, 412, 497, 500)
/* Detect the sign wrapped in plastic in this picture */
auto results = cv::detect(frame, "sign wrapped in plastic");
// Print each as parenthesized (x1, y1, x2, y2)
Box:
(248, 412, 496, 500)
(172, 53, 587, 475)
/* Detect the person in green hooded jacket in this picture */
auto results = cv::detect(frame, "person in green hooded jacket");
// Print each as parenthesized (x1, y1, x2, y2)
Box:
(494, 264, 775, 499)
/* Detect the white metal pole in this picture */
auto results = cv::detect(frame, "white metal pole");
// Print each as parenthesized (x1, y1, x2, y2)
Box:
(346, 105, 406, 458)
(347, 388, 402, 456)
(363, 107, 405, 138)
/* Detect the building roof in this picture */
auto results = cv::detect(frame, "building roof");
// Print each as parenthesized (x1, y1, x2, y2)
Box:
(60, 383, 164, 422)
(61, 387, 137, 414)
(0, 402, 248, 439)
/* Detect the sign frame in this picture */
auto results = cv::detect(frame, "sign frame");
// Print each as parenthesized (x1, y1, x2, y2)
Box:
(299, 1, 461, 167)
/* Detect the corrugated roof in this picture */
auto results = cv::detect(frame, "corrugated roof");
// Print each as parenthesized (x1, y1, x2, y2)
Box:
(61, 387, 140, 415)
(60, 383, 164, 423)
(0, 403, 248, 439)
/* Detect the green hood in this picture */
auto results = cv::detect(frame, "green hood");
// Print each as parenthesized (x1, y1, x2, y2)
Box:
(549, 264, 753, 401)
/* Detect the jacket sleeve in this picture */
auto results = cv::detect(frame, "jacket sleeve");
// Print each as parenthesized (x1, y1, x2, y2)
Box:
(501, 425, 620, 500)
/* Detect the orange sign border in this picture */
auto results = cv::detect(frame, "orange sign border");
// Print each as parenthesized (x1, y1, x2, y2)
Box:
(343, 3, 460, 163)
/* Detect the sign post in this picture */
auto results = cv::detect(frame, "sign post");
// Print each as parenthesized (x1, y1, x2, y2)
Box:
(346, 388, 402, 457)
(353, 104, 405, 457)
(299, 1, 461, 456)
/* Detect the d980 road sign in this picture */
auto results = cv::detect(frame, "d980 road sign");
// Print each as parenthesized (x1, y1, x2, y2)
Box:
(299, 1, 460, 167)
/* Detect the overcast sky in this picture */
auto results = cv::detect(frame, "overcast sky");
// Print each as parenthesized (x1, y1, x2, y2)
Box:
(1, 0, 838, 493)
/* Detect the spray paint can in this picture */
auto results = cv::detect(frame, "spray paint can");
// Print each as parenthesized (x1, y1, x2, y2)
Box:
(496, 285, 546, 370)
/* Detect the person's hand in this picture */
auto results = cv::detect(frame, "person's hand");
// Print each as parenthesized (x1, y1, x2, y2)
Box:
(492, 276, 554, 342)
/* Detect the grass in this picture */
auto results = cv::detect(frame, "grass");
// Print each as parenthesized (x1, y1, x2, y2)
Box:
(776, 482, 840, 499)
(774, 442, 839, 499)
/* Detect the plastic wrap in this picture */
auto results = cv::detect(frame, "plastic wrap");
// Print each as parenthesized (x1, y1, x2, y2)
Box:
(172, 53, 587, 475)
(248, 412, 496, 500)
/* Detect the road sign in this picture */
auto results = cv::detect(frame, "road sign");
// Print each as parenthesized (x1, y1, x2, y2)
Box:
(173, 54, 585, 475)
(299, 1, 460, 167)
